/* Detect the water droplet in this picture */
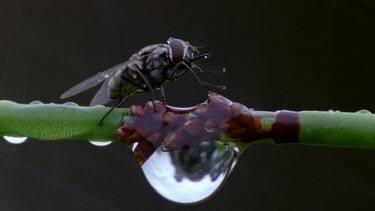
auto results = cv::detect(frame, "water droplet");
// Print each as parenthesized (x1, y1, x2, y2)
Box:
(89, 140, 112, 147)
(118, 94, 254, 203)
(139, 141, 238, 204)
(204, 121, 215, 133)
(356, 109, 371, 114)
(328, 109, 334, 113)
(3, 136, 27, 144)
(93, 105, 105, 108)
(222, 67, 226, 73)
(104, 74, 109, 78)
(30, 100, 43, 105)
(63, 102, 79, 106)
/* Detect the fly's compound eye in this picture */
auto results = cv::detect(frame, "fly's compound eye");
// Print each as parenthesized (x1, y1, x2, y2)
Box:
(168, 38, 186, 63)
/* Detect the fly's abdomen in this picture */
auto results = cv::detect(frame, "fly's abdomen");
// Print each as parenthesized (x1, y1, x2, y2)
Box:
(107, 69, 138, 99)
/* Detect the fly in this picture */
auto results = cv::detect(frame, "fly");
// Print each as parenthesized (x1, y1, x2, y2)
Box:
(60, 38, 225, 125)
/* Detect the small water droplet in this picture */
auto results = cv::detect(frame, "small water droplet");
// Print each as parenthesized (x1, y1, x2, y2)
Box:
(104, 74, 109, 78)
(356, 109, 372, 114)
(204, 56, 208, 59)
(328, 109, 334, 112)
(204, 121, 215, 133)
(222, 67, 226, 73)
(30, 101, 43, 105)
(3, 136, 27, 144)
(139, 142, 238, 204)
(63, 102, 79, 106)
(93, 105, 105, 108)
(89, 140, 112, 147)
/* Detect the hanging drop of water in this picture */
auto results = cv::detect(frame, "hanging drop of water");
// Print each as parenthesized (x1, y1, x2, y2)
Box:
(3, 136, 28, 144)
(89, 140, 112, 147)
(120, 93, 251, 203)
(137, 141, 239, 204)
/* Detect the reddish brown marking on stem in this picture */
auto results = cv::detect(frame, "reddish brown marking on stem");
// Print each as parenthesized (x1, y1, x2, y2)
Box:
(116, 92, 270, 164)
(271, 111, 300, 143)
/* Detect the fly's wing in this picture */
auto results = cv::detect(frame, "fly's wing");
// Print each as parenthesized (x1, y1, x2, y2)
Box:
(89, 78, 117, 106)
(60, 61, 129, 99)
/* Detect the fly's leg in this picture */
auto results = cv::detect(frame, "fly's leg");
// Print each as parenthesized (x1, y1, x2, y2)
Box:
(173, 69, 187, 79)
(160, 84, 166, 104)
(191, 64, 205, 74)
(171, 61, 226, 90)
(98, 89, 143, 126)
(98, 82, 123, 126)
(166, 62, 184, 79)
(189, 53, 211, 74)
(167, 53, 210, 79)
(98, 97, 126, 127)
(132, 64, 157, 111)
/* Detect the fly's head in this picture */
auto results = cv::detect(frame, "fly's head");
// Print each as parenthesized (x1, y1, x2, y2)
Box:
(167, 38, 201, 65)
(166, 38, 211, 81)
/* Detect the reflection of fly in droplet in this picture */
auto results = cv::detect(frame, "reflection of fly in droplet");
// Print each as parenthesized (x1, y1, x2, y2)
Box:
(116, 93, 254, 204)
(140, 141, 238, 204)
(60, 37, 225, 125)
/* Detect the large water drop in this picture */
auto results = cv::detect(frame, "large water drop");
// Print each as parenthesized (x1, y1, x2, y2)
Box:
(138, 141, 238, 204)
(3, 136, 28, 144)
(117, 93, 257, 203)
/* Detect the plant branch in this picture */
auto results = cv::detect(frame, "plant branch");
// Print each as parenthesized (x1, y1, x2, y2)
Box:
(1, 93, 375, 153)
(0, 100, 128, 141)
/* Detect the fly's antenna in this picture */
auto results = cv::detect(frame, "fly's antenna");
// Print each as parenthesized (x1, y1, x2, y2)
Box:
(195, 46, 208, 51)
(190, 53, 211, 63)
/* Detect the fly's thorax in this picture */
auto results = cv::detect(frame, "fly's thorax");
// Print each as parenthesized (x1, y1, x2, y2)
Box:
(129, 44, 169, 61)
(146, 53, 173, 84)
(146, 51, 171, 69)
(149, 69, 167, 85)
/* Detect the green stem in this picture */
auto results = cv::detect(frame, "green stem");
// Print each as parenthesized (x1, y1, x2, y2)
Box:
(299, 111, 375, 148)
(1, 99, 375, 150)
(255, 110, 375, 149)
(0, 100, 128, 141)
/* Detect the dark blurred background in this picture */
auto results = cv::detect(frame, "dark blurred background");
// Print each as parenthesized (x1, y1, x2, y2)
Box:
(1, 0, 375, 210)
